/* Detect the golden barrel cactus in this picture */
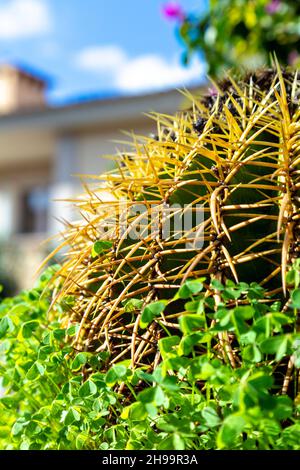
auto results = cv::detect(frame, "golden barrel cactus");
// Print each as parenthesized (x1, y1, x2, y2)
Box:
(48, 65, 300, 370)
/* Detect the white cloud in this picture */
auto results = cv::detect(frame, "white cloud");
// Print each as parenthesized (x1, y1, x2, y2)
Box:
(75, 45, 205, 94)
(117, 54, 204, 93)
(0, 0, 50, 39)
(76, 45, 127, 74)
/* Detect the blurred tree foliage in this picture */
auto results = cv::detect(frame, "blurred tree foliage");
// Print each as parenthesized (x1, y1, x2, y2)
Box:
(177, 0, 300, 77)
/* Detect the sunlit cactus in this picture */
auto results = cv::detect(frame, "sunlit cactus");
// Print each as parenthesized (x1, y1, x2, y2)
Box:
(48, 64, 300, 370)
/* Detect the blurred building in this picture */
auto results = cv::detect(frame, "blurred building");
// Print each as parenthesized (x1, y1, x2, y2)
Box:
(0, 64, 194, 289)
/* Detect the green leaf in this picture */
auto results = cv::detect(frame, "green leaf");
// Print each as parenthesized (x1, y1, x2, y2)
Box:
(291, 288, 300, 308)
(91, 240, 113, 258)
(233, 306, 255, 320)
(292, 335, 300, 368)
(19, 320, 39, 339)
(179, 313, 205, 335)
(240, 330, 256, 345)
(79, 379, 97, 398)
(0, 316, 14, 338)
(253, 315, 272, 338)
(173, 433, 185, 450)
(64, 407, 81, 426)
(274, 396, 293, 420)
(158, 435, 175, 450)
(121, 402, 147, 421)
(201, 406, 221, 428)
(222, 287, 241, 301)
(281, 424, 300, 448)
(158, 336, 180, 359)
(177, 279, 204, 299)
(66, 324, 80, 336)
(38, 345, 54, 360)
(229, 306, 254, 336)
(11, 419, 27, 436)
(112, 364, 127, 378)
(259, 419, 281, 440)
(71, 352, 88, 371)
(41, 330, 53, 345)
(123, 298, 143, 312)
(214, 308, 232, 329)
(160, 375, 179, 391)
(260, 335, 290, 360)
(247, 283, 265, 300)
(24, 420, 41, 437)
(107, 365, 127, 382)
(271, 313, 293, 329)
(136, 370, 155, 384)
(286, 268, 299, 288)
(243, 343, 262, 363)
(225, 279, 236, 288)
(75, 432, 88, 450)
(178, 332, 210, 356)
(275, 336, 290, 361)
(105, 365, 128, 385)
(26, 362, 45, 381)
(217, 414, 246, 449)
(211, 279, 224, 290)
(61, 296, 76, 312)
(247, 372, 273, 391)
(139, 386, 165, 407)
(140, 301, 167, 328)
(184, 299, 202, 313)
(53, 328, 66, 341)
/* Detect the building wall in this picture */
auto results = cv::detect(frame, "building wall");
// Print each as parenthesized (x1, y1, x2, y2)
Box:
(0, 161, 52, 289)
(0, 65, 46, 114)
(0, 123, 158, 289)
(0, 71, 16, 114)
(0, 88, 192, 290)
(49, 121, 156, 233)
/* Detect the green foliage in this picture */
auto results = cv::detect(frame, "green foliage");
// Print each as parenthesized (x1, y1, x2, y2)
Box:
(91, 240, 113, 258)
(1, 268, 300, 450)
(177, 0, 300, 76)
(0, 266, 122, 450)
(140, 301, 167, 328)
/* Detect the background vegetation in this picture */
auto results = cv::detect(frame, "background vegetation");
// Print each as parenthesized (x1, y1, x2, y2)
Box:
(165, 0, 300, 76)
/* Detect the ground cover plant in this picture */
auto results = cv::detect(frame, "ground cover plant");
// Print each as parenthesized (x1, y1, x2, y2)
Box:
(1, 65, 300, 450)
(0, 267, 300, 449)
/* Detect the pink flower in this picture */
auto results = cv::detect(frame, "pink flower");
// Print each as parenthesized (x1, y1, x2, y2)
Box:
(208, 86, 218, 97)
(288, 50, 299, 66)
(162, 3, 185, 22)
(265, 0, 281, 15)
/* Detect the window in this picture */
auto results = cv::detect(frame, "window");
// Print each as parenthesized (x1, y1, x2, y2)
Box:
(19, 186, 49, 234)
(0, 190, 13, 238)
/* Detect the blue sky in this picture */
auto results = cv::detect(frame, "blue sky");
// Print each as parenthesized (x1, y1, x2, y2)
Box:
(0, 0, 207, 103)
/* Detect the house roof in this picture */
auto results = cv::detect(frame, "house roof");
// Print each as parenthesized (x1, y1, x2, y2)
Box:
(0, 85, 205, 133)
(0, 62, 50, 86)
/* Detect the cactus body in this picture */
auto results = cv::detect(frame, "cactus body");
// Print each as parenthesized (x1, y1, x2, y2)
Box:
(51, 67, 300, 369)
